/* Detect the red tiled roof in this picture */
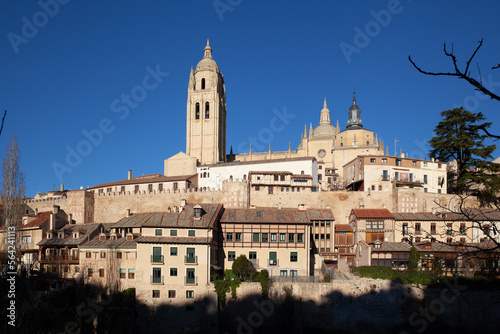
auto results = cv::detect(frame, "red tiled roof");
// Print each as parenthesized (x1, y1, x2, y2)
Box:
(307, 209, 335, 221)
(334, 224, 352, 232)
(20, 211, 52, 228)
(221, 208, 309, 224)
(351, 209, 394, 219)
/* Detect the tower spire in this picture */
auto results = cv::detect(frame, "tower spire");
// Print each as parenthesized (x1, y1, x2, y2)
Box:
(204, 38, 213, 59)
(319, 98, 331, 125)
(346, 91, 363, 130)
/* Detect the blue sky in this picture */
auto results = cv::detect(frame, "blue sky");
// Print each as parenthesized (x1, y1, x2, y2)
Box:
(1, 0, 499, 197)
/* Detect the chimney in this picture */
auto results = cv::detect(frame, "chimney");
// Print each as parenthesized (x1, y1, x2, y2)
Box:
(126, 233, 133, 241)
(298, 204, 306, 211)
(68, 213, 73, 224)
(53, 205, 59, 214)
(180, 199, 187, 207)
(128, 170, 132, 180)
(121, 229, 125, 238)
(35, 208, 38, 215)
(60, 183, 64, 192)
(126, 209, 131, 217)
(50, 214, 55, 231)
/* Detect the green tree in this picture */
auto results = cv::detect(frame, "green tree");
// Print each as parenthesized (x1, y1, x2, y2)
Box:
(408, 246, 420, 270)
(428, 107, 500, 202)
(232, 254, 255, 281)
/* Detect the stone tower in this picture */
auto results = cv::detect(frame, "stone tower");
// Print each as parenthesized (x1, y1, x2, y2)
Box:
(346, 92, 363, 130)
(186, 39, 227, 165)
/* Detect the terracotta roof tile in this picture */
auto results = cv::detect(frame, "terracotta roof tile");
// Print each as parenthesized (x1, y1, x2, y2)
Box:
(307, 209, 335, 221)
(334, 224, 352, 232)
(351, 209, 394, 219)
(221, 208, 309, 224)
(88, 173, 197, 190)
(136, 236, 212, 244)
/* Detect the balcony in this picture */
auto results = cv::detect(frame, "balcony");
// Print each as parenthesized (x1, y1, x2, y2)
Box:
(381, 175, 390, 181)
(185, 255, 198, 264)
(150, 255, 164, 264)
(414, 230, 422, 235)
(185, 276, 198, 285)
(268, 259, 279, 266)
(150, 275, 164, 284)
(249, 258, 259, 266)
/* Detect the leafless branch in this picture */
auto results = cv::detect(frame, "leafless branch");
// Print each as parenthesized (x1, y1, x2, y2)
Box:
(408, 39, 500, 102)
(0, 110, 6, 137)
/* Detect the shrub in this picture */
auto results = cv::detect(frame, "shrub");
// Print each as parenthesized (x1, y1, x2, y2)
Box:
(232, 255, 256, 281)
(408, 247, 421, 270)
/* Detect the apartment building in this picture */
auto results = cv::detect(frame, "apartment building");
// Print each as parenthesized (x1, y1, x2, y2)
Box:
(134, 204, 223, 305)
(249, 170, 316, 194)
(343, 155, 447, 196)
(349, 209, 396, 245)
(220, 207, 311, 277)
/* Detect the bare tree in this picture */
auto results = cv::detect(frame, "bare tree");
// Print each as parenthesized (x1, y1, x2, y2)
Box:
(1, 133, 26, 271)
(409, 39, 500, 140)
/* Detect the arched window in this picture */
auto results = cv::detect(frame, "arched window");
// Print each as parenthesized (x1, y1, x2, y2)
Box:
(201, 78, 205, 90)
(195, 103, 200, 119)
(366, 141, 370, 145)
(205, 102, 209, 118)
(301, 170, 304, 175)
(340, 143, 343, 147)
(203, 172, 207, 178)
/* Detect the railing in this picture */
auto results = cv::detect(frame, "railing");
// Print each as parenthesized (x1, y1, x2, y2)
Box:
(381, 175, 390, 181)
(414, 230, 422, 235)
(249, 258, 259, 266)
(185, 276, 198, 285)
(185, 255, 198, 264)
(151, 275, 164, 284)
(151, 255, 164, 264)
(267, 259, 279, 266)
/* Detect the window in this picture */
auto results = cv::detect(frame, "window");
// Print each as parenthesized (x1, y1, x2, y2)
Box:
(253, 233, 260, 242)
(298, 233, 304, 243)
(412, 161, 416, 166)
(226, 233, 233, 242)
(186, 290, 194, 298)
(268, 186, 273, 194)
(88, 269, 93, 277)
(195, 103, 200, 119)
(288, 233, 295, 242)
(152, 247, 162, 263)
(228, 251, 236, 261)
(415, 223, 421, 234)
(290, 252, 298, 262)
(274, 175, 279, 181)
(205, 102, 209, 118)
(135, 185, 139, 193)
(168, 290, 176, 298)
(370, 158, 376, 163)
(262, 233, 268, 242)
(155, 229, 162, 236)
(100, 251, 106, 259)
(152, 268, 162, 283)
(121, 186, 125, 192)
(280, 270, 287, 276)
(99, 269, 105, 277)
(152, 290, 160, 298)
(366, 221, 384, 229)
(430, 224, 436, 234)
(280, 233, 286, 243)
(86, 251, 91, 258)
(382, 158, 387, 163)
(447, 223, 453, 235)
(188, 230, 195, 237)
(22, 235, 31, 243)
(158, 184, 163, 191)
(170, 268, 178, 276)
(120, 269, 126, 279)
(128, 269, 135, 279)
(424, 175, 428, 184)
(249, 251, 256, 260)
(280, 175, 285, 181)
(235, 233, 242, 242)
(269, 252, 277, 265)
(371, 185, 375, 190)
(255, 186, 260, 191)
(378, 185, 382, 190)
(170, 230, 177, 236)
(170, 247, 178, 256)
(402, 224, 408, 235)
(290, 270, 298, 277)
(271, 233, 277, 242)
(148, 184, 153, 192)
(201, 78, 205, 89)
(396, 160, 402, 166)
(423, 162, 428, 167)
(186, 248, 196, 263)
(395, 172, 399, 181)
(460, 223, 466, 235)
(117, 251, 122, 259)
(186, 268, 195, 284)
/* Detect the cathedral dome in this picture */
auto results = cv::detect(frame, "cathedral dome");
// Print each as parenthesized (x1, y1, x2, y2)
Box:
(312, 98, 336, 137)
(313, 123, 336, 137)
(196, 39, 219, 72)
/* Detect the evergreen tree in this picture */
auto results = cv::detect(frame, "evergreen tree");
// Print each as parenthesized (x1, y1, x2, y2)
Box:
(428, 107, 500, 203)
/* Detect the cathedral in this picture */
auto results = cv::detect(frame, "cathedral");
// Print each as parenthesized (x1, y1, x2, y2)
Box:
(165, 40, 386, 191)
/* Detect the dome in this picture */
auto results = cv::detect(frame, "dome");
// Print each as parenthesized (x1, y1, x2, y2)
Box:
(196, 39, 219, 72)
(313, 123, 336, 137)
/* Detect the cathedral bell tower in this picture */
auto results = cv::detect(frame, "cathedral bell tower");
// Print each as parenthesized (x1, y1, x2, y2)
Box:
(186, 39, 227, 165)
(346, 92, 363, 130)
